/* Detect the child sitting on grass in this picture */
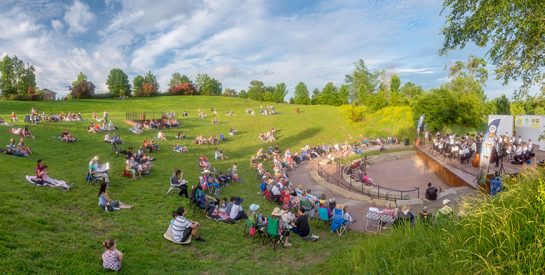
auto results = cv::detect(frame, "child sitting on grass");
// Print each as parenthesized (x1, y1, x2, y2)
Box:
(102, 239, 123, 272)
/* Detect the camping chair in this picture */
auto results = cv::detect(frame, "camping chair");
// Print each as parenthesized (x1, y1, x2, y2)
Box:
(317, 207, 330, 227)
(300, 199, 316, 219)
(86, 171, 105, 185)
(262, 217, 284, 251)
(331, 208, 349, 236)
(365, 207, 397, 233)
(166, 176, 186, 195)
(243, 215, 263, 240)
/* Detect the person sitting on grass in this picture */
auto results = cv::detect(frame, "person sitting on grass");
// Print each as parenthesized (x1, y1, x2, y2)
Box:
(228, 127, 238, 136)
(396, 205, 415, 227)
(102, 239, 123, 272)
(157, 130, 167, 141)
(170, 207, 205, 243)
(60, 129, 76, 142)
(41, 165, 71, 191)
(437, 199, 454, 217)
(176, 132, 187, 140)
(191, 185, 207, 209)
(291, 208, 320, 241)
(229, 197, 248, 221)
(173, 143, 188, 153)
(98, 182, 134, 211)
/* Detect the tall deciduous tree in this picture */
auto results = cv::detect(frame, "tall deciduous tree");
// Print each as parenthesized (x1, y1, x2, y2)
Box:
(247, 80, 265, 101)
(293, 82, 311, 105)
(69, 72, 95, 99)
(195, 73, 222, 95)
(132, 75, 144, 95)
(318, 82, 341, 106)
(106, 68, 131, 97)
(345, 59, 379, 104)
(440, 0, 545, 93)
(272, 83, 288, 103)
(168, 72, 194, 95)
(0, 55, 36, 98)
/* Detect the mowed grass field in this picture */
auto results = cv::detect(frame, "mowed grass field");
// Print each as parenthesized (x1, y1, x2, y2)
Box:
(0, 96, 369, 274)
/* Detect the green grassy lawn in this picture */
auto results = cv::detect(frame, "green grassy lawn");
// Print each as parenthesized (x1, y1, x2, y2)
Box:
(0, 96, 375, 274)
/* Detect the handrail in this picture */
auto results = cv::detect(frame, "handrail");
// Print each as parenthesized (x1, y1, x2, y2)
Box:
(317, 164, 420, 202)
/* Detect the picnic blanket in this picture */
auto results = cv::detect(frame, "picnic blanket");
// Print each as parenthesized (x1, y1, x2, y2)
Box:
(25, 175, 71, 190)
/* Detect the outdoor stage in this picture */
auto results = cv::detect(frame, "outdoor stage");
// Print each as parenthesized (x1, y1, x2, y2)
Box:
(415, 144, 544, 188)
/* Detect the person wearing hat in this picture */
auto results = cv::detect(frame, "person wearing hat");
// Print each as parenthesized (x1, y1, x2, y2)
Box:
(438, 199, 454, 216)
(170, 207, 205, 243)
(271, 207, 291, 247)
(396, 205, 415, 227)
(419, 206, 432, 225)
(89, 155, 109, 184)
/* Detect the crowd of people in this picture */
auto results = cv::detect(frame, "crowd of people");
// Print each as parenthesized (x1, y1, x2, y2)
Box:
(430, 131, 535, 166)
(3, 137, 32, 157)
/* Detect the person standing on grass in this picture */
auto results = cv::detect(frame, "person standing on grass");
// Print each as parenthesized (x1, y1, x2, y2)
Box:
(102, 239, 123, 272)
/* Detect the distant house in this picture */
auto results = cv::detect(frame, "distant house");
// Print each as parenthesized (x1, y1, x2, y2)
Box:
(40, 89, 56, 100)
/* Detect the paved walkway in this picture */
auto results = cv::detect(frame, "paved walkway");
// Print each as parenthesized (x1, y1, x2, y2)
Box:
(287, 149, 479, 232)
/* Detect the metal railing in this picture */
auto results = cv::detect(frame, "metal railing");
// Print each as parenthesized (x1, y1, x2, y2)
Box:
(317, 164, 420, 202)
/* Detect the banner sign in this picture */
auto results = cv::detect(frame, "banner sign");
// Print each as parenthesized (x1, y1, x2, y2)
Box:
(416, 114, 425, 135)
(478, 119, 501, 185)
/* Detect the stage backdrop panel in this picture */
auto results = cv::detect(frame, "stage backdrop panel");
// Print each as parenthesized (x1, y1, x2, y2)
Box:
(514, 115, 545, 151)
(488, 115, 513, 137)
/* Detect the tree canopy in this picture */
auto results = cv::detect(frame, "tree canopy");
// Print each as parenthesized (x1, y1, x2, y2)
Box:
(0, 55, 36, 98)
(440, 0, 545, 93)
(69, 72, 95, 99)
(195, 73, 222, 96)
(106, 68, 131, 97)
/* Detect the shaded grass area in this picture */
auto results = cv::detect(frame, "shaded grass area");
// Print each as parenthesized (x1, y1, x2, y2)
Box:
(0, 96, 374, 274)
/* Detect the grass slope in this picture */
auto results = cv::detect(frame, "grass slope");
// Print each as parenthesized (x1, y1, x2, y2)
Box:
(0, 96, 371, 274)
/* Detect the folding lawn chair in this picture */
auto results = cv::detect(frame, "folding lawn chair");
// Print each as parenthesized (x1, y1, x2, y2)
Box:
(317, 207, 330, 227)
(300, 199, 315, 219)
(331, 208, 349, 236)
(166, 177, 186, 195)
(86, 171, 106, 185)
(365, 207, 382, 233)
(262, 217, 283, 251)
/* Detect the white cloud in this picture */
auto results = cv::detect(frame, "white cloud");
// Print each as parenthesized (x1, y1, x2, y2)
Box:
(63, 0, 95, 33)
(51, 19, 63, 31)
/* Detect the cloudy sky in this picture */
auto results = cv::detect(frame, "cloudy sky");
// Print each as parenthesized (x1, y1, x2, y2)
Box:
(0, 0, 521, 98)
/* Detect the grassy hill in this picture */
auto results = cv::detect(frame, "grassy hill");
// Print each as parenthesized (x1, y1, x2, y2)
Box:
(0, 96, 382, 274)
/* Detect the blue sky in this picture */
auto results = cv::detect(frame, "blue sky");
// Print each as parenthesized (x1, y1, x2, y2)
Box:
(0, 0, 523, 98)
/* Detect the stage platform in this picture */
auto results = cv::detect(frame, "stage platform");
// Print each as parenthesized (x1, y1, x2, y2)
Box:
(415, 144, 542, 189)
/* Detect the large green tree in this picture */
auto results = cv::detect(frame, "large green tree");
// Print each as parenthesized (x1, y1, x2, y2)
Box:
(345, 59, 379, 104)
(293, 82, 311, 105)
(69, 72, 95, 99)
(440, 0, 545, 93)
(247, 80, 265, 101)
(272, 83, 288, 103)
(133, 71, 159, 97)
(195, 73, 222, 96)
(106, 68, 131, 97)
(0, 55, 36, 98)
(318, 82, 341, 106)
